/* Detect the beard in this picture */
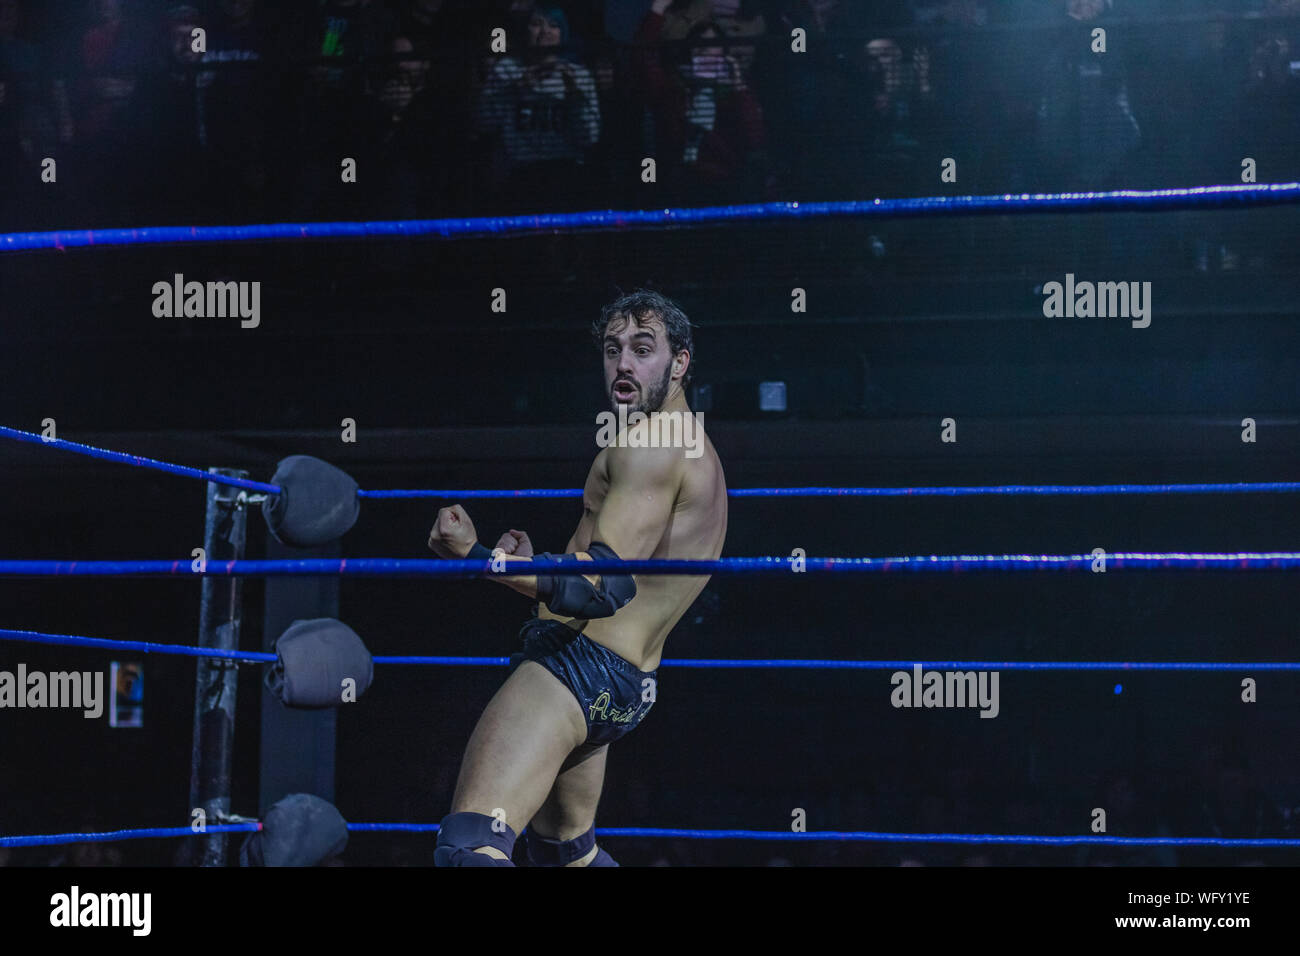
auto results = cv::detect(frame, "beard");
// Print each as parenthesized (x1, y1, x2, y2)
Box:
(610, 361, 673, 415)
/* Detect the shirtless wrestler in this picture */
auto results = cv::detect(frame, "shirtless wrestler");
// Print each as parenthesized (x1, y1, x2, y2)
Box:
(427, 290, 727, 866)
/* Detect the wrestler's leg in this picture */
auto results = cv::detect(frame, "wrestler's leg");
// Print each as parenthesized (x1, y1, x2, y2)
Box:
(446, 660, 587, 861)
(526, 744, 610, 866)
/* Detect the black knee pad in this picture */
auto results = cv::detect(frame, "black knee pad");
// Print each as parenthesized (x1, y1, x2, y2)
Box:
(434, 812, 517, 867)
(522, 825, 605, 866)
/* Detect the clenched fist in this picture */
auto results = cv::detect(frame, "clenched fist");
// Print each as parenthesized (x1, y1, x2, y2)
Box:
(493, 529, 533, 557)
(428, 505, 478, 559)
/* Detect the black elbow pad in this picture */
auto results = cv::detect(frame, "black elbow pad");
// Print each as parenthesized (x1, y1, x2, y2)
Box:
(534, 541, 637, 619)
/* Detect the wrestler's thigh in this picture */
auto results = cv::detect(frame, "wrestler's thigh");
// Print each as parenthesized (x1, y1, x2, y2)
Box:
(530, 743, 609, 840)
(450, 660, 588, 834)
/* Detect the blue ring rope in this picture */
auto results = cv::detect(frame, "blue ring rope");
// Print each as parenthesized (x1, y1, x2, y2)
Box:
(0, 825, 260, 848)
(6, 627, 1298, 671)
(2, 554, 1299, 578)
(372, 657, 1300, 670)
(361, 481, 1300, 499)
(0, 628, 278, 663)
(592, 829, 1299, 846)
(6, 425, 1298, 501)
(3, 824, 1296, 848)
(3, 183, 1297, 253)
(0, 425, 279, 495)
(359, 488, 581, 499)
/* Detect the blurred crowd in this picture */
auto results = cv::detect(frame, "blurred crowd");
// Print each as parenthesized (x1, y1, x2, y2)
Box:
(1, 0, 1298, 226)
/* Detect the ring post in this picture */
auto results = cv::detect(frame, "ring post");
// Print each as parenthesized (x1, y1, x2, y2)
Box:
(188, 468, 249, 866)
(259, 534, 339, 814)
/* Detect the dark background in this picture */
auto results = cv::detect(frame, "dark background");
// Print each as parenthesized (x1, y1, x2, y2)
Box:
(2, 0, 1299, 866)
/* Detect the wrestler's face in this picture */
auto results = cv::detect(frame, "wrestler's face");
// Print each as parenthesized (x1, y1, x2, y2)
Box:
(603, 314, 678, 415)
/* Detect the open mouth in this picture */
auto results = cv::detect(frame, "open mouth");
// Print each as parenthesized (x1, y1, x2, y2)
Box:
(613, 382, 638, 401)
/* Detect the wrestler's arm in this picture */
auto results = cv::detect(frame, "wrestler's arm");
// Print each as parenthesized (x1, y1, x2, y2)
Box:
(489, 442, 679, 600)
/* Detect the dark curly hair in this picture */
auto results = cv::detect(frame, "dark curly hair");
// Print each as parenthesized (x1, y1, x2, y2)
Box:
(591, 290, 696, 390)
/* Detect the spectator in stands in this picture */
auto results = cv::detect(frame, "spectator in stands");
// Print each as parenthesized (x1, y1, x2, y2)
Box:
(583, 26, 644, 206)
(1034, 0, 1141, 188)
(1124, 2, 1250, 268)
(123, 5, 211, 222)
(63, 0, 157, 223)
(636, 0, 764, 202)
(373, 35, 432, 143)
(475, 5, 601, 211)
(651, 0, 713, 39)
(364, 35, 460, 217)
(1245, 0, 1300, 178)
(292, 0, 397, 68)
(860, 35, 934, 193)
(200, 0, 277, 221)
(283, 0, 397, 219)
(0, 0, 44, 211)
(479, 0, 541, 56)
(1230, 0, 1300, 271)
(71, 0, 152, 145)
(712, 0, 767, 77)
(649, 1, 768, 80)
(912, 0, 1021, 194)
(755, 0, 890, 197)
(391, 0, 476, 214)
